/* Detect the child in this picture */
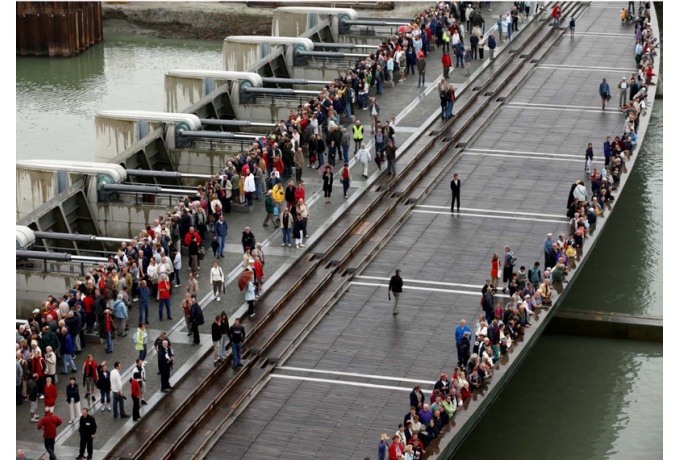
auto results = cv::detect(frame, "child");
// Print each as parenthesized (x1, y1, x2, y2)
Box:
(569, 17, 575, 36)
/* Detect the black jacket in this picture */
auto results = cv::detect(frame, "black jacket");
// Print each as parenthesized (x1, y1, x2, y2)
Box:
(66, 383, 80, 403)
(79, 414, 97, 437)
(450, 179, 461, 196)
(229, 325, 246, 344)
(241, 231, 256, 250)
(388, 275, 403, 293)
(211, 322, 222, 342)
(409, 389, 425, 409)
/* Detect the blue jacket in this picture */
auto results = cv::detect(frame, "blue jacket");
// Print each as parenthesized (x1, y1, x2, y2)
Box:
(215, 219, 228, 237)
(603, 141, 611, 158)
(65, 333, 75, 355)
(455, 324, 471, 344)
(599, 82, 610, 96)
(113, 299, 128, 319)
(137, 286, 150, 305)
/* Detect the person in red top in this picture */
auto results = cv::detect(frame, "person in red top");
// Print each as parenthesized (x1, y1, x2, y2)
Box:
(31, 350, 46, 397)
(82, 294, 96, 332)
(103, 309, 114, 353)
(273, 156, 284, 176)
(37, 407, 62, 460)
(43, 377, 58, 412)
(82, 354, 98, 402)
(183, 227, 202, 246)
(294, 181, 306, 202)
(442, 51, 452, 79)
(131, 372, 142, 422)
(157, 275, 172, 321)
(253, 256, 264, 297)
(388, 434, 404, 460)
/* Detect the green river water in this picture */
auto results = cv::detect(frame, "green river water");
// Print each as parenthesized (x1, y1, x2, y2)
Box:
(15, 30, 662, 460)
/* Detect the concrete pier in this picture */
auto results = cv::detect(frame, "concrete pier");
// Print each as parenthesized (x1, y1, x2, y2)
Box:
(548, 309, 663, 342)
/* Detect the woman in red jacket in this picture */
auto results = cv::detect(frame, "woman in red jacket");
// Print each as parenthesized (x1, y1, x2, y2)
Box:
(43, 377, 58, 412)
(31, 349, 46, 396)
(294, 181, 306, 203)
(82, 354, 98, 402)
(389, 434, 404, 460)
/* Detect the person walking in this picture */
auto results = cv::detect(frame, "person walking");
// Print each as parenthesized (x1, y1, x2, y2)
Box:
(502, 246, 516, 293)
(110, 362, 129, 419)
(341, 163, 351, 199)
(464, 47, 473, 76)
(440, 82, 449, 120)
(190, 299, 204, 345)
(417, 54, 427, 87)
(76, 407, 96, 460)
(210, 261, 225, 302)
(133, 322, 148, 361)
(214, 214, 228, 258)
(385, 139, 397, 178)
(356, 143, 371, 178)
(442, 51, 452, 79)
(322, 165, 334, 204)
(388, 269, 403, 315)
(263, 190, 277, 227)
(352, 120, 364, 154)
(229, 318, 246, 369)
(43, 377, 57, 413)
(211, 315, 223, 367)
(599, 78, 611, 110)
(369, 98, 380, 134)
(450, 173, 461, 212)
(37, 407, 62, 460)
(66, 376, 82, 424)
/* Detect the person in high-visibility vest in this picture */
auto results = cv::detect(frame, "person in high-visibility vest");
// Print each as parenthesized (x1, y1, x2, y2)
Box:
(352, 120, 364, 154)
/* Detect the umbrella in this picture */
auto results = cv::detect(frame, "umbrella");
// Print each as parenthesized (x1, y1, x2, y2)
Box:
(238, 270, 253, 292)
(318, 164, 335, 175)
(398, 25, 412, 34)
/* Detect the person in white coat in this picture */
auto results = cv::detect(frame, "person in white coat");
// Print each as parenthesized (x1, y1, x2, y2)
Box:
(356, 143, 371, 178)
(210, 261, 225, 302)
(244, 171, 256, 206)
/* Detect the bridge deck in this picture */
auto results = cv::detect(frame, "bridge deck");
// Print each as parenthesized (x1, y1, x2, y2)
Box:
(204, 3, 657, 460)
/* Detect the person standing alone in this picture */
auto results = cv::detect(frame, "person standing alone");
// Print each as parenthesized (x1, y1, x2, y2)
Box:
(450, 173, 461, 212)
(77, 407, 97, 460)
(388, 269, 403, 316)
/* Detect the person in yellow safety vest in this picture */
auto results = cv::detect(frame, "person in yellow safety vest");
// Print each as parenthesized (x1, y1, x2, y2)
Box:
(352, 120, 364, 154)
(442, 28, 450, 53)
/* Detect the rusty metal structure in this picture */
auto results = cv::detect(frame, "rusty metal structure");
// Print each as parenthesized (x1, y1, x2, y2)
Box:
(16, 2, 103, 57)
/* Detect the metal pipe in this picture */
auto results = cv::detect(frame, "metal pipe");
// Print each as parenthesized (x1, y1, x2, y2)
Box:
(262, 77, 331, 86)
(34, 231, 95, 243)
(100, 184, 163, 194)
(200, 119, 276, 128)
(312, 43, 376, 50)
(242, 87, 319, 96)
(179, 131, 262, 140)
(341, 19, 411, 27)
(126, 169, 213, 180)
(16, 250, 108, 263)
(296, 50, 369, 59)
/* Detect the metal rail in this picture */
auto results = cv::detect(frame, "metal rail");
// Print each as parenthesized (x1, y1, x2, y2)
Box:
(113, 5, 581, 459)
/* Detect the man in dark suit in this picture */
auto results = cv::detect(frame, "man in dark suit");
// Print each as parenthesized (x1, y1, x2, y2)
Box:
(450, 173, 461, 212)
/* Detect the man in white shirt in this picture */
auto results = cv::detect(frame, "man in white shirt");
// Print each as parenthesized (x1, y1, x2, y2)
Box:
(110, 362, 129, 419)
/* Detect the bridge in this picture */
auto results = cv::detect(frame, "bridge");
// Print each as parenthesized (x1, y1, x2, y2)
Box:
(15, 2, 660, 459)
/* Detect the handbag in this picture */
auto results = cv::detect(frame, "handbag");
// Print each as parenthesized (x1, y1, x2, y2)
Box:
(606, 93, 612, 102)
(273, 206, 279, 217)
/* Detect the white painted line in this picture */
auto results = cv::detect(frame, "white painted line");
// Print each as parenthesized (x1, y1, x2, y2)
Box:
(393, 126, 422, 133)
(354, 275, 483, 290)
(414, 204, 567, 219)
(349, 281, 511, 298)
(466, 147, 583, 159)
(568, 32, 636, 37)
(507, 101, 621, 112)
(537, 64, 638, 72)
(270, 373, 429, 392)
(463, 151, 605, 163)
(502, 105, 623, 115)
(277, 366, 433, 385)
(411, 209, 567, 223)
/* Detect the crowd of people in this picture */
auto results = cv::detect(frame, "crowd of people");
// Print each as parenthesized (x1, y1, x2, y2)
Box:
(372, 4, 658, 459)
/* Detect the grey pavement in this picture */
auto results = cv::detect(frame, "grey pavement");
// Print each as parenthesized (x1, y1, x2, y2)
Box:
(15, 2, 525, 457)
